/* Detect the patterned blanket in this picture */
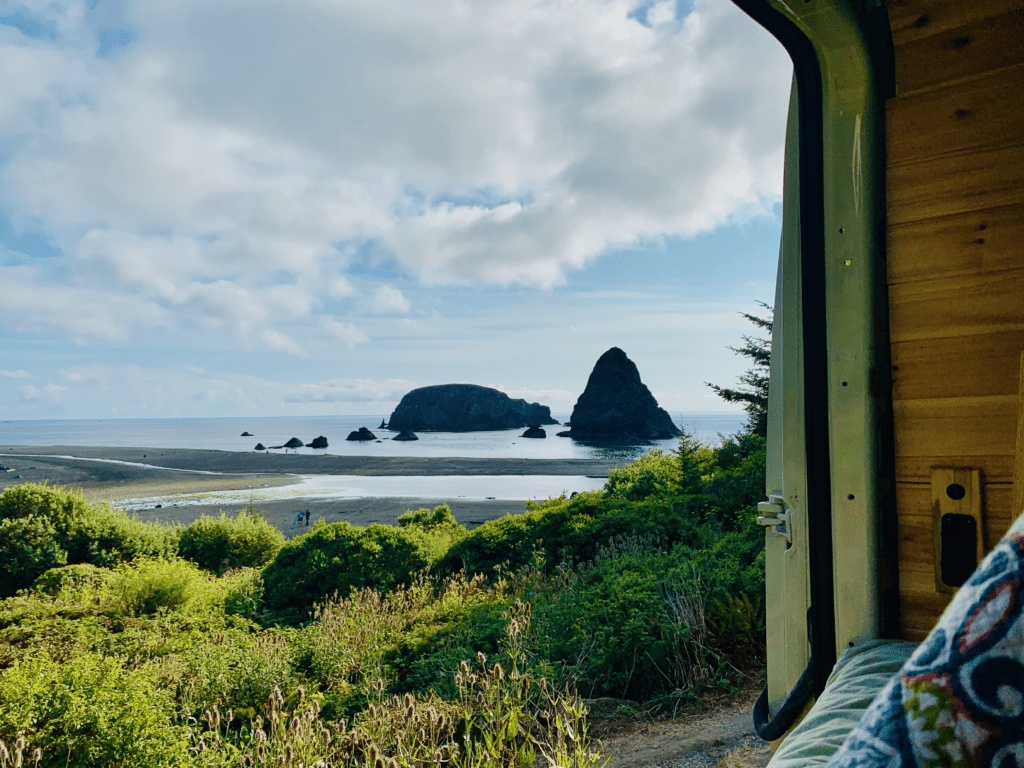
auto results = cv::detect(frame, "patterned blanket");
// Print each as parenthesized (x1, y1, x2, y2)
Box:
(828, 513, 1024, 768)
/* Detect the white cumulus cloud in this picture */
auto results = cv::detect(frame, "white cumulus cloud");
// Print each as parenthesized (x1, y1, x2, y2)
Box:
(0, 0, 789, 349)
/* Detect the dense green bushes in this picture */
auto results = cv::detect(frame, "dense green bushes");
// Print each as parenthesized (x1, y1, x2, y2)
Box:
(0, 651, 190, 768)
(0, 432, 768, 766)
(177, 511, 284, 574)
(0, 485, 178, 597)
(262, 505, 467, 622)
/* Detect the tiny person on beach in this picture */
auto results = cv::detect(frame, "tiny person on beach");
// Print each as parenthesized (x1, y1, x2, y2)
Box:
(305, 509, 310, 526)
(294, 511, 303, 529)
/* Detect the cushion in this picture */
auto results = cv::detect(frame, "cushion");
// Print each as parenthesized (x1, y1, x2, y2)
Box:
(767, 640, 918, 768)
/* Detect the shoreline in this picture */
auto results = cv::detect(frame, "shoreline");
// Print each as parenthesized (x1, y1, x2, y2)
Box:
(0, 445, 627, 477)
(0, 445, 627, 536)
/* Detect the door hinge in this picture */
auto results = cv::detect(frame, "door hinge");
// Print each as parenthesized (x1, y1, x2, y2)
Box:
(757, 494, 792, 544)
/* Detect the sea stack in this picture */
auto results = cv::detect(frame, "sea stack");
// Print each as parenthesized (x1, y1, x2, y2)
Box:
(346, 427, 377, 441)
(387, 384, 558, 432)
(568, 348, 678, 440)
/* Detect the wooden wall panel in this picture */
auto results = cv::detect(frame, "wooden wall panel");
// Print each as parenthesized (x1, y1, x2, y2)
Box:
(886, 68, 1024, 164)
(886, 0, 1024, 638)
(896, 482, 1015, 638)
(887, 204, 1024, 284)
(896, 483, 1016, 545)
(888, 0, 1023, 46)
(887, 145, 1024, 225)
(893, 397, 1018, 459)
(888, 268, 1024, 342)
(893, 9, 1024, 96)
(897, 456, 1016, 484)
(891, 331, 1024, 401)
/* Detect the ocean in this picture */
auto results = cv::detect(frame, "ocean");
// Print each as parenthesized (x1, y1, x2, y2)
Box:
(0, 412, 747, 461)
(1, 413, 747, 506)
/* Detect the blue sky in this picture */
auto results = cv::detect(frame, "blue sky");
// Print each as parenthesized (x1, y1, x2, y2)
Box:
(0, 0, 791, 421)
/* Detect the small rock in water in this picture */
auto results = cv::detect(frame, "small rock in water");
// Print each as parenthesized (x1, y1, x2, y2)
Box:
(346, 427, 377, 441)
(241, 431, 254, 436)
(283, 437, 304, 448)
(254, 443, 267, 451)
(309, 436, 329, 449)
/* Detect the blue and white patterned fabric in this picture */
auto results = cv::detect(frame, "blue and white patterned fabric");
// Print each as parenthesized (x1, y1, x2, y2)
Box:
(828, 512, 1024, 768)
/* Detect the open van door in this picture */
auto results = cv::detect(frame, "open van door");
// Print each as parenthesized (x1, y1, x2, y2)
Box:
(760, 83, 812, 729)
(740, 0, 897, 738)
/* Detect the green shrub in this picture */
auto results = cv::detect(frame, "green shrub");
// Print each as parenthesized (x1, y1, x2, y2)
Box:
(32, 563, 112, 597)
(177, 511, 284, 575)
(438, 509, 547, 577)
(603, 449, 679, 500)
(0, 515, 67, 596)
(0, 485, 177, 597)
(262, 515, 458, 622)
(108, 558, 202, 616)
(0, 651, 190, 768)
(175, 629, 300, 719)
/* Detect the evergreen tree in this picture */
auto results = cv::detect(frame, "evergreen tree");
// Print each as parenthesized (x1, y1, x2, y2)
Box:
(707, 302, 772, 438)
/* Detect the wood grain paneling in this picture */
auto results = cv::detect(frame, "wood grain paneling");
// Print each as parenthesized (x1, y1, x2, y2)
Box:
(887, 0, 1024, 46)
(896, 482, 1015, 533)
(893, 9, 1024, 95)
(886, 0, 1024, 639)
(897, 589, 954, 639)
(887, 204, 1024, 285)
(887, 145, 1024, 225)
(893, 396, 1018, 458)
(888, 268, 1024, 342)
(891, 330, 1024, 401)
(887, 68, 1024, 164)
(896, 456, 1016, 484)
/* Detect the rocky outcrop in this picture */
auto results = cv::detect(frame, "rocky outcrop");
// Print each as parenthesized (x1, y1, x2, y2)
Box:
(254, 443, 266, 451)
(387, 384, 558, 432)
(379, 419, 387, 429)
(568, 348, 678, 440)
(393, 430, 419, 441)
(309, 436, 329, 449)
(521, 426, 546, 438)
(346, 427, 376, 441)
(241, 431, 254, 437)
(284, 437, 304, 448)
(556, 431, 571, 437)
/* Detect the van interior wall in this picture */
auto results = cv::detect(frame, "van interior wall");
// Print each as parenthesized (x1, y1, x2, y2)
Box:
(885, 0, 1024, 640)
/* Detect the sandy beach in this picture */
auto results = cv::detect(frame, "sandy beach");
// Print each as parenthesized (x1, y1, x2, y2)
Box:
(0, 445, 626, 536)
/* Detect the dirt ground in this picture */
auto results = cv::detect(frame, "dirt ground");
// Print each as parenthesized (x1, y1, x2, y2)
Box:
(591, 678, 772, 768)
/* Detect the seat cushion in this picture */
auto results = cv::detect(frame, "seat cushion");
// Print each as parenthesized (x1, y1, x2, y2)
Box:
(767, 640, 918, 768)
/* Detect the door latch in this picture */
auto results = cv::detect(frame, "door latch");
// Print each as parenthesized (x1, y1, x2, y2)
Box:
(757, 494, 792, 544)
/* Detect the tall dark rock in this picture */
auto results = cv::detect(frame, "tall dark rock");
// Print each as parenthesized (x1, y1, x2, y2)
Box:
(388, 384, 558, 432)
(568, 348, 678, 440)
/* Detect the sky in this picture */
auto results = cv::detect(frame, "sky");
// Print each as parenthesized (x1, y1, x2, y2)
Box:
(0, 0, 792, 421)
